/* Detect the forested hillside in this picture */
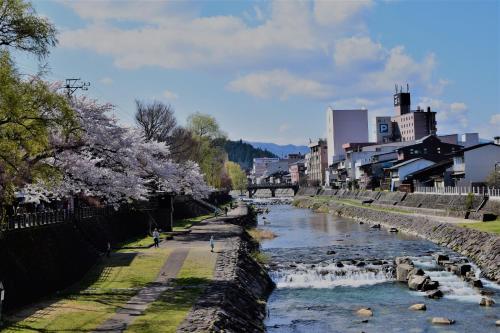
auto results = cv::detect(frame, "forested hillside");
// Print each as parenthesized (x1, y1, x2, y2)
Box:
(219, 139, 277, 170)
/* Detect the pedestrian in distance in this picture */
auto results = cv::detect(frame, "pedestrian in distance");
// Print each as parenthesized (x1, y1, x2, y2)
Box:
(106, 241, 111, 257)
(224, 207, 228, 216)
(209, 235, 215, 253)
(153, 228, 160, 248)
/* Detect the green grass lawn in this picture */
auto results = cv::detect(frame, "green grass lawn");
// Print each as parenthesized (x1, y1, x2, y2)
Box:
(119, 234, 154, 248)
(459, 219, 500, 234)
(125, 283, 204, 333)
(125, 248, 217, 332)
(3, 246, 172, 333)
(172, 214, 213, 231)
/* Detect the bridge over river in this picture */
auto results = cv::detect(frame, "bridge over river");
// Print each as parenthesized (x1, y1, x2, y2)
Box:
(247, 183, 299, 198)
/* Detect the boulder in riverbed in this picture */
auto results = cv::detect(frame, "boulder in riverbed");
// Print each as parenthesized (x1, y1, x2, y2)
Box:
(431, 317, 455, 325)
(407, 268, 425, 281)
(389, 227, 399, 233)
(409, 303, 426, 311)
(396, 264, 414, 282)
(395, 257, 413, 265)
(326, 250, 336, 255)
(479, 298, 495, 307)
(356, 308, 373, 317)
(408, 275, 430, 291)
(422, 280, 439, 291)
(432, 253, 449, 265)
(426, 289, 444, 299)
(472, 279, 483, 288)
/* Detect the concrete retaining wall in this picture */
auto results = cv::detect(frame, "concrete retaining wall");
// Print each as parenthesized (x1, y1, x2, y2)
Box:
(0, 207, 151, 311)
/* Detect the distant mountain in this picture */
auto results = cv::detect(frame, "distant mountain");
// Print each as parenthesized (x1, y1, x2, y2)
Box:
(247, 141, 309, 158)
(219, 139, 277, 171)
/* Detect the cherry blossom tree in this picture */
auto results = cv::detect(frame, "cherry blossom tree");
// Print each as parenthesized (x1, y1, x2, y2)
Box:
(22, 97, 210, 205)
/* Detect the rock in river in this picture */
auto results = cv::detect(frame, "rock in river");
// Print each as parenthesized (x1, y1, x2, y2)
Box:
(356, 308, 373, 317)
(426, 289, 444, 299)
(479, 298, 495, 307)
(396, 264, 414, 282)
(432, 317, 455, 325)
(408, 275, 430, 291)
(409, 303, 426, 311)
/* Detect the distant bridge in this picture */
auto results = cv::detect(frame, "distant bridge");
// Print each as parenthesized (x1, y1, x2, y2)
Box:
(247, 183, 299, 198)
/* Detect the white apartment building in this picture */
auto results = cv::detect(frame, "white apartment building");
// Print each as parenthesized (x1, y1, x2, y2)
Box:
(452, 142, 500, 186)
(326, 107, 369, 165)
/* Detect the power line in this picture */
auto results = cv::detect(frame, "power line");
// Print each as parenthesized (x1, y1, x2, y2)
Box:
(64, 78, 90, 97)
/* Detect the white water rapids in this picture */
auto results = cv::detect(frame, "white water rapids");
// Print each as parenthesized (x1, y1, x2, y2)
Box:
(271, 263, 394, 289)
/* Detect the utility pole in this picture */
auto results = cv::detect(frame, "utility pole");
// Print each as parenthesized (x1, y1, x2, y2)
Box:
(64, 78, 90, 98)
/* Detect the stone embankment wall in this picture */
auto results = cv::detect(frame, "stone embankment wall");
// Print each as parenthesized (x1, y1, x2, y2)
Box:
(295, 197, 500, 282)
(178, 213, 274, 333)
(310, 188, 497, 220)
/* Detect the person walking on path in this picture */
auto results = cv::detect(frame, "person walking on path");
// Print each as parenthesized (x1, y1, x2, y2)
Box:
(224, 207, 228, 216)
(209, 235, 215, 253)
(153, 228, 160, 248)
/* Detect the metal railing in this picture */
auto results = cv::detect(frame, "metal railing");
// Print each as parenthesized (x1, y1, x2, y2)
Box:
(414, 186, 500, 198)
(4, 206, 115, 231)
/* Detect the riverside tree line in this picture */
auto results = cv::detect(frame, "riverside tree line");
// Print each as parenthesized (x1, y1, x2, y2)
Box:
(0, 0, 248, 222)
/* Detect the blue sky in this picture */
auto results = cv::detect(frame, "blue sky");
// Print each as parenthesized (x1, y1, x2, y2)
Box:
(17, 0, 500, 145)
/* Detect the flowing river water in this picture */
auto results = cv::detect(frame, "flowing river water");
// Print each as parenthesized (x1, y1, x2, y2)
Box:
(252, 199, 500, 333)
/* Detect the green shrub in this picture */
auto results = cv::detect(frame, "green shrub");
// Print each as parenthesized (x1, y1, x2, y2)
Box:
(465, 192, 474, 210)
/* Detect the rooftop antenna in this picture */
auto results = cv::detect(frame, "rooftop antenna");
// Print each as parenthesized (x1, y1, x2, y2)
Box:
(406, 83, 409, 93)
(400, 85, 403, 93)
(394, 84, 398, 94)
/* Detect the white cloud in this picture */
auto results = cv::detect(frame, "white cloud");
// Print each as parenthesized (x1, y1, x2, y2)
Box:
(490, 114, 500, 126)
(99, 77, 113, 85)
(163, 89, 179, 100)
(314, 0, 373, 26)
(59, 1, 320, 70)
(334, 36, 385, 67)
(361, 46, 436, 94)
(58, 0, 448, 102)
(227, 69, 333, 100)
(417, 98, 469, 134)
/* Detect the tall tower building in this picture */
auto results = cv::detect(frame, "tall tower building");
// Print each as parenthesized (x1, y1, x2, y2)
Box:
(326, 107, 369, 165)
(393, 91, 411, 115)
(375, 86, 437, 143)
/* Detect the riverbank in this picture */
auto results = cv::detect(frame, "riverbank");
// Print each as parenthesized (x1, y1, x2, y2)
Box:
(294, 196, 500, 282)
(3, 203, 274, 333)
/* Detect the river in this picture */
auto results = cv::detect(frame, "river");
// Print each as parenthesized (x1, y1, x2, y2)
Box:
(251, 199, 500, 332)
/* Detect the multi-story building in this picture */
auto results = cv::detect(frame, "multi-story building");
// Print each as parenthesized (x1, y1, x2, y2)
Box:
(289, 159, 306, 185)
(394, 135, 462, 162)
(451, 141, 500, 186)
(375, 89, 437, 143)
(326, 107, 368, 165)
(308, 140, 328, 186)
(251, 157, 280, 178)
